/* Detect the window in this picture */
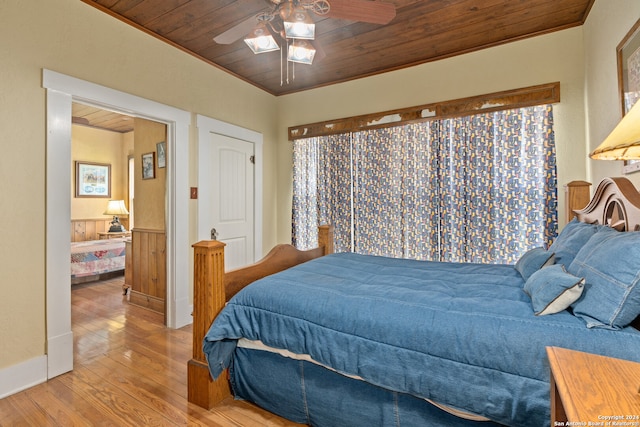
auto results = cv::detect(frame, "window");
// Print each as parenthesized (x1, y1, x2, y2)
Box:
(293, 105, 557, 264)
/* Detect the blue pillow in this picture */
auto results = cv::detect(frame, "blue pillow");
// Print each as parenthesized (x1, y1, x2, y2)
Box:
(568, 228, 640, 329)
(548, 218, 600, 267)
(524, 264, 585, 316)
(515, 247, 555, 280)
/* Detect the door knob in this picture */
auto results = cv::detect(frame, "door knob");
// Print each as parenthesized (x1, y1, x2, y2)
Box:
(211, 228, 218, 240)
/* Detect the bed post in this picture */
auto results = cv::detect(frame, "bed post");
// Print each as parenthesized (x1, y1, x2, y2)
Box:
(319, 224, 334, 255)
(188, 225, 334, 409)
(565, 180, 592, 223)
(188, 240, 231, 409)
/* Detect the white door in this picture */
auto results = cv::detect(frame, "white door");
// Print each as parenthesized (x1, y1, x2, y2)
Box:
(212, 134, 254, 270)
(198, 116, 261, 271)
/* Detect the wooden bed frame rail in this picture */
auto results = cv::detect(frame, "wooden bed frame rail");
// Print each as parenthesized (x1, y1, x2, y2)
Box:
(188, 225, 334, 409)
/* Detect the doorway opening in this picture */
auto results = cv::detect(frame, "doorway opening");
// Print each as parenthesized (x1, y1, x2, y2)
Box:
(71, 103, 168, 321)
(44, 69, 191, 380)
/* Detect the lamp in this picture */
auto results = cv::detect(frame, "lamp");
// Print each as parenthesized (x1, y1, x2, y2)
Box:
(287, 40, 316, 64)
(283, 6, 315, 40)
(591, 100, 640, 160)
(103, 200, 129, 232)
(244, 22, 280, 54)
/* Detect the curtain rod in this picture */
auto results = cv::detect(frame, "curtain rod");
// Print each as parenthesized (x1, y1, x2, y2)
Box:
(288, 82, 560, 140)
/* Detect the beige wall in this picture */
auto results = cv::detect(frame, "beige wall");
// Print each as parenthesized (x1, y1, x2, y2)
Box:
(133, 118, 166, 231)
(276, 27, 588, 243)
(0, 0, 277, 372)
(71, 125, 129, 219)
(584, 0, 640, 187)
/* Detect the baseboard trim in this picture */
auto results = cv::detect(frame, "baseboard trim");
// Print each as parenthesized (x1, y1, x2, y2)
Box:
(129, 290, 165, 314)
(175, 300, 193, 329)
(0, 356, 47, 399)
(47, 330, 74, 379)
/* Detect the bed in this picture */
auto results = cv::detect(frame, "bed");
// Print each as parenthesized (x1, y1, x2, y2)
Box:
(188, 177, 640, 427)
(70, 237, 127, 285)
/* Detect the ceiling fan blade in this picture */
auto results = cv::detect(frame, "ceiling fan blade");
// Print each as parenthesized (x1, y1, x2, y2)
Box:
(214, 15, 259, 44)
(325, 0, 396, 25)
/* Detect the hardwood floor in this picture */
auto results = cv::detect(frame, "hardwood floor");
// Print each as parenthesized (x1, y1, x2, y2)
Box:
(0, 276, 303, 426)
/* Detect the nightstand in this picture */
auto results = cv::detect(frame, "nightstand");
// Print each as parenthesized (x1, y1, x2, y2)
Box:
(547, 346, 640, 425)
(98, 231, 131, 239)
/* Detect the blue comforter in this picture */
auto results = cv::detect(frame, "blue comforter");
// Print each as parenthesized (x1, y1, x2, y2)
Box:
(203, 253, 640, 426)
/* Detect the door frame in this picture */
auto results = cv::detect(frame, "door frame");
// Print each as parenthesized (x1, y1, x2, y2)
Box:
(43, 70, 191, 379)
(196, 114, 263, 263)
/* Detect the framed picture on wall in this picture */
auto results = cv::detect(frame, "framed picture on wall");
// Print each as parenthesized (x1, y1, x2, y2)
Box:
(156, 141, 166, 168)
(142, 152, 155, 179)
(617, 18, 640, 174)
(75, 161, 111, 197)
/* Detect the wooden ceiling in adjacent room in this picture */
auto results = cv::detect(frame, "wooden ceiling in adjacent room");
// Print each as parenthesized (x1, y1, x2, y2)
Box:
(81, 0, 594, 96)
(72, 103, 134, 133)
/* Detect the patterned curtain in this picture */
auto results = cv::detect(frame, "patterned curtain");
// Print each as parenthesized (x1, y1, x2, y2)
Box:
(292, 134, 352, 251)
(292, 136, 319, 249)
(403, 122, 442, 260)
(317, 133, 353, 253)
(352, 124, 440, 259)
(292, 105, 557, 264)
(436, 105, 557, 263)
(351, 128, 404, 257)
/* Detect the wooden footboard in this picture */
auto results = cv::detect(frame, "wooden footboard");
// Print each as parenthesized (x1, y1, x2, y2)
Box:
(188, 225, 334, 409)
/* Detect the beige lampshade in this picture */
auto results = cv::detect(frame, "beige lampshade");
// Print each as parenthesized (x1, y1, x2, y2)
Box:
(590, 99, 640, 160)
(103, 200, 129, 216)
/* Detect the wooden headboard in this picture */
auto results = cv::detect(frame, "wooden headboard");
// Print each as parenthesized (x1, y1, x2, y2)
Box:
(573, 177, 640, 232)
(71, 218, 130, 242)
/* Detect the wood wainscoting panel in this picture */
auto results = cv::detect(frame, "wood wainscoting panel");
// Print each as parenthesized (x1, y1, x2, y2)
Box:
(71, 218, 130, 242)
(129, 228, 166, 316)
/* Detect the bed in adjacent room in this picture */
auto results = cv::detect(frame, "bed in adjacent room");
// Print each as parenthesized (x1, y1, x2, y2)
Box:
(70, 237, 127, 284)
(189, 177, 640, 427)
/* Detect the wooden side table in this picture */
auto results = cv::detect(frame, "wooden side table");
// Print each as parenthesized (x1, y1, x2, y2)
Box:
(547, 346, 640, 425)
(98, 231, 131, 239)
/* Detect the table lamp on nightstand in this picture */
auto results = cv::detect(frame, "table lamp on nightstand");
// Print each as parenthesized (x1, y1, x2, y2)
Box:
(590, 98, 640, 160)
(104, 199, 129, 232)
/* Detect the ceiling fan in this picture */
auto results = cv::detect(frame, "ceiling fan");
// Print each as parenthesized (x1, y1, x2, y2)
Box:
(213, 0, 396, 66)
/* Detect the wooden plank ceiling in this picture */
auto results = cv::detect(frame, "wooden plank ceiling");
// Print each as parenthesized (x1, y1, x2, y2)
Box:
(72, 103, 134, 133)
(81, 0, 594, 97)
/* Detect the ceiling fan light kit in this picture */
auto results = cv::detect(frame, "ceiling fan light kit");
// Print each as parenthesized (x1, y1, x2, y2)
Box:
(243, 2, 317, 64)
(287, 40, 316, 64)
(283, 7, 316, 40)
(223, 0, 396, 85)
(244, 22, 280, 54)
